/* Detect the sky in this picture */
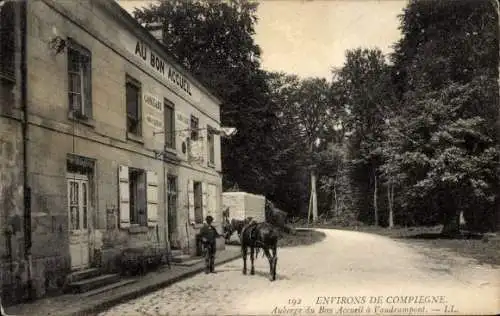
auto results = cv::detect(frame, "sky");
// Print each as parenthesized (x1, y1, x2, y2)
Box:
(117, 0, 408, 80)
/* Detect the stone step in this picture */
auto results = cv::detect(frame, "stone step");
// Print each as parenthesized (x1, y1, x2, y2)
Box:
(81, 279, 138, 297)
(171, 254, 192, 263)
(69, 273, 121, 294)
(170, 249, 183, 257)
(172, 258, 204, 267)
(68, 268, 101, 283)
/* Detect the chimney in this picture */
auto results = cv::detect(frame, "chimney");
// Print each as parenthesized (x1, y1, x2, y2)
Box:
(143, 22, 163, 42)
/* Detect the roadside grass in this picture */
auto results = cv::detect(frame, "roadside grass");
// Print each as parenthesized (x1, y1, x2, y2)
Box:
(279, 229, 327, 248)
(224, 229, 327, 248)
(294, 223, 500, 267)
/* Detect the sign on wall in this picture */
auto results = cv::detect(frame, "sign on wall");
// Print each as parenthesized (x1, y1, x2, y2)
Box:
(143, 93, 164, 130)
(134, 41, 193, 97)
(143, 93, 163, 112)
(175, 111, 190, 159)
(145, 114, 163, 130)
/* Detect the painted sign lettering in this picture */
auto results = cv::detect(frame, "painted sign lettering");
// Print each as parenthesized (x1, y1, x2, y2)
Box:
(134, 41, 192, 96)
(145, 114, 163, 130)
(143, 93, 163, 112)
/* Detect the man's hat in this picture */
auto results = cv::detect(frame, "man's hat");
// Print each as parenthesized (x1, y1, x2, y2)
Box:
(205, 215, 214, 222)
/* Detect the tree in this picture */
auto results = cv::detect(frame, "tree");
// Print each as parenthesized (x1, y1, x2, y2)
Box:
(133, 0, 282, 196)
(388, 0, 499, 233)
(337, 48, 397, 226)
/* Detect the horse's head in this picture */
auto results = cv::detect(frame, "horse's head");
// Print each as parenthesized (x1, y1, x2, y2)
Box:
(222, 218, 234, 240)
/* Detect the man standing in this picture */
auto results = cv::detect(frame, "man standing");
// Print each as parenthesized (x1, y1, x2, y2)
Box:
(199, 216, 222, 273)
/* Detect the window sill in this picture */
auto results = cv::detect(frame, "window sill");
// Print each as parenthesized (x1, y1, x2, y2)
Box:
(192, 223, 204, 229)
(127, 132, 144, 144)
(128, 225, 148, 234)
(68, 112, 95, 127)
(164, 147, 177, 155)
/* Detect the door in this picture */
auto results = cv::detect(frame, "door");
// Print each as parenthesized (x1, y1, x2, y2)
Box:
(167, 175, 178, 249)
(67, 173, 90, 270)
(207, 184, 217, 221)
(193, 181, 203, 224)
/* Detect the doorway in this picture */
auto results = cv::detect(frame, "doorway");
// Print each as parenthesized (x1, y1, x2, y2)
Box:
(167, 175, 179, 249)
(67, 173, 90, 270)
(193, 181, 203, 224)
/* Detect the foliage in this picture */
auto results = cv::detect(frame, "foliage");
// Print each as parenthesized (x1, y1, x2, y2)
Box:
(381, 0, 499, 232)
(133, 0, 282, 196)
(132, 0, 499, 233)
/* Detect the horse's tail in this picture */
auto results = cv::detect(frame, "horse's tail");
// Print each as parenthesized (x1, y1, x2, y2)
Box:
(283, 224, 296, 235)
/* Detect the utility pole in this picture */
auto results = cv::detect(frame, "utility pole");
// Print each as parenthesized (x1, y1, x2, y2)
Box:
(493, 0, 500, 231)
(307, 140, 318, 225)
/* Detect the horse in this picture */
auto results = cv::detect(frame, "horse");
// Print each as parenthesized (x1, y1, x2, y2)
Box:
(239, 220, 279, 281)
(265, 200, 296, 235)
(222, 217, 253, 243)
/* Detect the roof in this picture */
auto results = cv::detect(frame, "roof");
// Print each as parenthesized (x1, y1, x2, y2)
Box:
(97, 0, 225, 106)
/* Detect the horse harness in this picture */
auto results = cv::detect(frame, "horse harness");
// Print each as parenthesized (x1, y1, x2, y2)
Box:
(242, 222, 266, 248)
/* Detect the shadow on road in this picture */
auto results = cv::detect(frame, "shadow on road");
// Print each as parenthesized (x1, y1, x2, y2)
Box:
(394, 232, 484, 240)
(216, 268, 241, 273)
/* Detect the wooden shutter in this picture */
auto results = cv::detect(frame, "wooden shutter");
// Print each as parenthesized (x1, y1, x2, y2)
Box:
(202, 182, 208, 221)
(147, 170, 159, 227)
(83, 53, 92, 119)
(118, 165, 130, 229)
(208, 184, 217, 222)
(187, 179, 195, 224)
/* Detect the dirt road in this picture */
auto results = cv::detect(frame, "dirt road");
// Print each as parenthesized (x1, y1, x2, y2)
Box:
(99, 229, 499, 315)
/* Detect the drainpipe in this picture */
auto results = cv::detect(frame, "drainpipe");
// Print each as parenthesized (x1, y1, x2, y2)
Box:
(18, 0, 34, 301)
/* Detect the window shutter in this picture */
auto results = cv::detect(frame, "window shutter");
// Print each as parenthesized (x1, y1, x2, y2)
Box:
(84, 54, 92, 119)
(187, 179, 195, 224)
(118, 165, 130, 229)
(146, 170, 159, 227)
(202, 182, 208, 221)
(208, 184, 217, 222)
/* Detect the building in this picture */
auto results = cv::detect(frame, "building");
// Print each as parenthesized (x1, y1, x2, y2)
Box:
(0, 0, 226, 302)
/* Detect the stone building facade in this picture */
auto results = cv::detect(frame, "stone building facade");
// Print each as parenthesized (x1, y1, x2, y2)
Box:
(0, 0, 225, 301)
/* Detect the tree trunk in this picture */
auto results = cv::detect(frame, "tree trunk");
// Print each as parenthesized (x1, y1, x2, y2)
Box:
(311, 170, 318, 222)
(307, 191, 313, 226)
(373, 172, 379, 226)
(496, 0, 500, 232)
(442, 212, 461, 237)
(387, 181, 394, 229)
(333, 183, 338, 217)
(441, 195, 460, 236)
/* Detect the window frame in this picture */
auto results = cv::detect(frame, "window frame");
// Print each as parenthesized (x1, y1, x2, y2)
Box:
(125, 75, 142, 137)
(190, 115, 199, 141)
(164, 99, 176, 150)
(207, 125, 216, 166)
(193, 180, 203, 224)
(0, 1, 16, 83)
(67, 38, 92, 120)
(128, 167, 147, 226)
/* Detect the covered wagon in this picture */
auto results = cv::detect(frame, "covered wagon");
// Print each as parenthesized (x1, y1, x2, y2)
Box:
(222, 192, 266, 222)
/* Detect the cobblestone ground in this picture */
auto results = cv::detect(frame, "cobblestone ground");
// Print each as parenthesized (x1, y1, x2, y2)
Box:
(99, 229, 500, 316)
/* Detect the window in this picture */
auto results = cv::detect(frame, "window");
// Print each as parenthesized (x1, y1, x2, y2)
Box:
(0, 1, 17, 83)
(67, 174, 90, 232)
(193, 181, 203, 224)
(190, 115, 199, 141)
(126, 76, 141, 136)
(68, 39, 92, 119)
(207, 126, 215, 166)
(164, 99, 175, 149)
(129, 168, 146, 226)
(167, 175, 178, 245)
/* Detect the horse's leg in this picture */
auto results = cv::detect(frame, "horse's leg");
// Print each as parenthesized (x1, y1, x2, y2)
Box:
(263, 247, 274, 281)
(271, 244, 278, 281)
(242, 245, 248, 275)
(250, 246, 255, 275)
